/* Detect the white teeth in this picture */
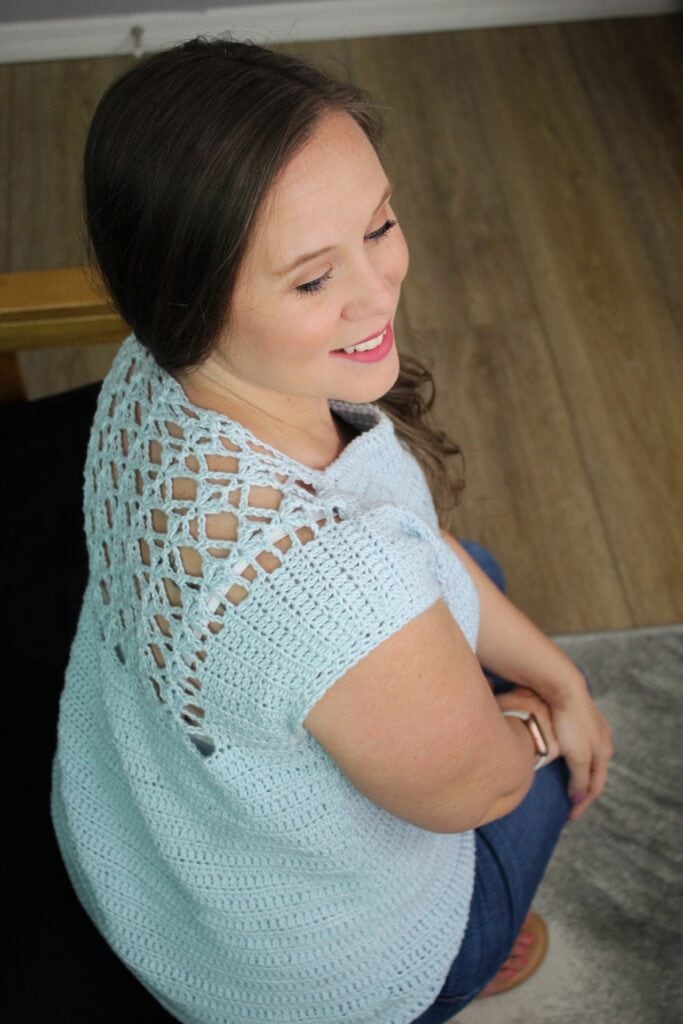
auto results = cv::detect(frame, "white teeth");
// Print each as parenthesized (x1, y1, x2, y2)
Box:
(340, 330, 385, 354)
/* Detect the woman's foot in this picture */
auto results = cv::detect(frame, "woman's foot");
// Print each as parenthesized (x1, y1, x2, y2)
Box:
(477, 911, 549, 998)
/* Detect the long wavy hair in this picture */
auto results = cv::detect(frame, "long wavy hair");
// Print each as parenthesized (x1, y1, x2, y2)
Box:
(83, 35, 464, 527)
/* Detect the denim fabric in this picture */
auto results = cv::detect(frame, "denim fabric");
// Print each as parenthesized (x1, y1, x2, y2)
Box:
(410, 540, 571, 1022)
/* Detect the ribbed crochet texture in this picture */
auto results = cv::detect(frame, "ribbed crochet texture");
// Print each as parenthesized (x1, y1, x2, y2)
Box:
(51, 335, 480, 1024)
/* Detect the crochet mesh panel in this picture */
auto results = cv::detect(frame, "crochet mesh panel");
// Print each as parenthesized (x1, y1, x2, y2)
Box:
(86, 350, 345, 759)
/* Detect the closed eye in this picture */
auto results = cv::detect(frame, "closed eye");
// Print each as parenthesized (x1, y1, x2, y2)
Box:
(366, 218, 398, 242)
(295, 269, 333, 297)
(295, 219, 398, 297)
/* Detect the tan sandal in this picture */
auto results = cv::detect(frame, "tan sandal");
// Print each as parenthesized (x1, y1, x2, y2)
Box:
(477, 911, 549, 998)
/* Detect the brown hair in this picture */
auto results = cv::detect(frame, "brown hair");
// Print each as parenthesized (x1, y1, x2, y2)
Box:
(83, 34, 464, 527)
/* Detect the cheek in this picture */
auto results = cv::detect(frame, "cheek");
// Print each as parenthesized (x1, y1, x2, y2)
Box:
(288, 308, 338, 353)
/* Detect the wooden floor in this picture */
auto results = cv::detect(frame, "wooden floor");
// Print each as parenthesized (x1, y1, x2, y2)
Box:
(2, 15, 681, 634)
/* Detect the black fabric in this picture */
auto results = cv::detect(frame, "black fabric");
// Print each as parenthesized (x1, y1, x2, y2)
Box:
(1, 382, 175, 1023)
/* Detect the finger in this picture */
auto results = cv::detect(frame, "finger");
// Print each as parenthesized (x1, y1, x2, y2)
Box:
(570, 785, 597, 821)
(590, 751, 609, 802)
(570, 797, 591, 822)
(565, 737, 593, 790)
(565, 774, 593, 815)
(570, 751, 609, 821)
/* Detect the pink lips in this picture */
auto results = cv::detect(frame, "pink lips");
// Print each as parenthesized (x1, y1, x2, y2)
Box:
(331, 321, 394, 363)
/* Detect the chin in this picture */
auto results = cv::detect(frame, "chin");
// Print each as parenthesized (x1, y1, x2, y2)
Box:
(342, 359, 401, 406)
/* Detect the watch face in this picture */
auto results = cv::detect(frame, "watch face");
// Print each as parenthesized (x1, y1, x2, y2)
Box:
(501, 709, 549, 763)
(527, 712, 549, 757)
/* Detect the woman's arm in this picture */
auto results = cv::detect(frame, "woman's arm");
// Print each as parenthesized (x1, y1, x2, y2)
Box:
(440, 530, 614, 820)
(306, 596, 557, 833)
(441, 530, 585, 700)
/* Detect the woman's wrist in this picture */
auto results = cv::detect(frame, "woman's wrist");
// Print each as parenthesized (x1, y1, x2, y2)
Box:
(502, 713, 538, 769)
(513, 659, 588, 706)
(502, 709, 549, 770)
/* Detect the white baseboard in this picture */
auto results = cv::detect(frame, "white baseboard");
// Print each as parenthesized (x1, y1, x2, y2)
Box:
(1, 0, 678, 65)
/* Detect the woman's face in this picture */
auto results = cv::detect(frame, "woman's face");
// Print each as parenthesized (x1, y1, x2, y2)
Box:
(183, 110, 409, 437)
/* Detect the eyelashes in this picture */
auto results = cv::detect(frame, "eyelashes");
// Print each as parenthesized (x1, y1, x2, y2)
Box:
(369, 218, 398, 240)
(296, 272, 334, 298)
(295, 219, 398, 297)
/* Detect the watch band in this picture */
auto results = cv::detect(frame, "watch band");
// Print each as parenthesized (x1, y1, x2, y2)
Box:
(501, 709, 549, 770)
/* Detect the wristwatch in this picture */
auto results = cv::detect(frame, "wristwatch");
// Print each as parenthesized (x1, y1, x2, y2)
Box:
(501, 709, 549, 770)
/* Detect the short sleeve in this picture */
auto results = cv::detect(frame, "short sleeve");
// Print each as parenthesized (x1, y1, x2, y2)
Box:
(198, 504, 446, 749)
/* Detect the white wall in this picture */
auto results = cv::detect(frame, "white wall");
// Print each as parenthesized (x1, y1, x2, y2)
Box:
(1, 1, 678, 63)
(0, 0, 320, 23)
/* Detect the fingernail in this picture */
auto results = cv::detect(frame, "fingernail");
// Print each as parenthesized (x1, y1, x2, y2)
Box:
(571, 792, 586, 805)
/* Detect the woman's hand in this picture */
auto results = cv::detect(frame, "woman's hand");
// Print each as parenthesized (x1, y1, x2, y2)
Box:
(544, 677, 614, 821)
(501, 680, 613, 821)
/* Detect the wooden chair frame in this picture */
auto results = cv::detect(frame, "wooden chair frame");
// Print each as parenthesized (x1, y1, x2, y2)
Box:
(0, 267, 129, 403)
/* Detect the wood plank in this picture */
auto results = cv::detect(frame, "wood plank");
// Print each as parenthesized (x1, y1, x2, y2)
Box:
(1, 315, 129, 352)
(343, 30, 631, 633)
(5, 55, 135, 394)
(562, 15, 683, 337)
(462, 18, 683, 624)
(0, 266, 105, 315)
(9, 60, 69, 271)
(0, 267, 128, 352)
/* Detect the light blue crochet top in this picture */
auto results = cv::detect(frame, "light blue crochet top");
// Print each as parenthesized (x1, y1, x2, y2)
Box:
(51, 335, 479, 1024)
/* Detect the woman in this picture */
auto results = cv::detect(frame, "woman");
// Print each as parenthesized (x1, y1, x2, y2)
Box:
(51, 35, 613, 1024)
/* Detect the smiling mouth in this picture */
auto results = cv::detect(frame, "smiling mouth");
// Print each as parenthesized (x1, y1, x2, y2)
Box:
(333, 324, 388, 355)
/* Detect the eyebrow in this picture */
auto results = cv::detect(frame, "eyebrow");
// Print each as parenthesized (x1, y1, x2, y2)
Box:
(274, 181, 394, 279)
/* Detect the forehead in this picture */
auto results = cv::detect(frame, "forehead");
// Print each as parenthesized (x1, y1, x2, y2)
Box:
(250, 113, 384, 265)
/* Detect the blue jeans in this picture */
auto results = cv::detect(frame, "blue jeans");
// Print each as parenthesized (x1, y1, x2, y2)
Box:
(411, 541, 571, 1022)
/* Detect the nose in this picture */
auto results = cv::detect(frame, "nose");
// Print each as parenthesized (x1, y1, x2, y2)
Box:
(341, 257, 398, 324)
